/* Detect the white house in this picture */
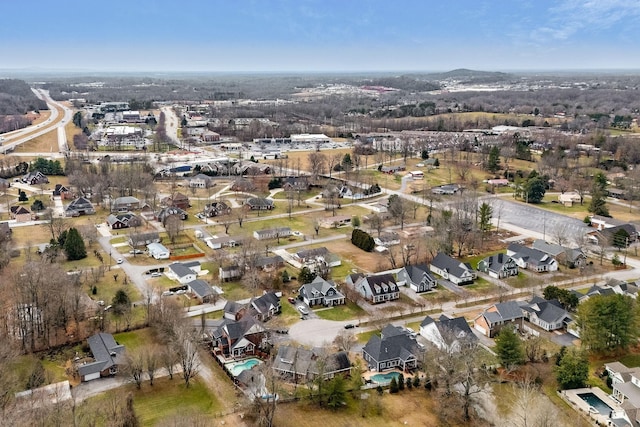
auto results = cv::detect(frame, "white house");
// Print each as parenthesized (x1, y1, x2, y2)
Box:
(147, 242, 170, 260)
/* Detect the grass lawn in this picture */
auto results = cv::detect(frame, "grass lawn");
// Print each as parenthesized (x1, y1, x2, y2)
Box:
(462, 249, 503, 270)
(110, 236, 128, 245)
(279, 300, 303, 325)
(114, 328, 158, 352)
(218, 280, 252, 301)
(356, 329, 378, 344)
(465, 277, 499, 295)
(314, 301, 365, 321)
(84, 376, 223, 426)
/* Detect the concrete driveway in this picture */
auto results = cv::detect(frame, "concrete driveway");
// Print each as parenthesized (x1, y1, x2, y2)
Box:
(288, 318, 356, 347)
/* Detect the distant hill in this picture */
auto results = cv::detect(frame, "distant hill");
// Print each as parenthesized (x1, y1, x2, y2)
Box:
(423, 69, 513, 84)
(0, 79, 47, 115)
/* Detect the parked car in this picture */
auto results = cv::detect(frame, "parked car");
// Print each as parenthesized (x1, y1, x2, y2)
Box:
(344, 324, 356, 329)
(288, 297, 296, 304)
(297, 306, 309, 315)
(129, 249, 144, 254)
(150, 272, 162, 278)
(116, 258, 123, 264)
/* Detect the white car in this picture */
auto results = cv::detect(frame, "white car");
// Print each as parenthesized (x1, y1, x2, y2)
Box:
(297, 306, 309, 315)
(150, 272, 162, 278)
(116, 258, 123, 264)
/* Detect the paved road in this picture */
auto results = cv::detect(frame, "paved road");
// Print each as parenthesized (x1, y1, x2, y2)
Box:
(2, 89, 72, 154)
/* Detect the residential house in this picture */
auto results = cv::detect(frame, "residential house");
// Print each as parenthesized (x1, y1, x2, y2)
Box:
(22, 171, 48, 185)
(473, 301, 524, 338)
(219, 265, 241, 282)
(273, 346, 351, 382)
(420, 315, 477, 352)
(250, 291, 281, 322)
(65, 197, 96, 217)
(234, 161, 271, 175)
(282, 176, 310, 191)
(188, 173, 213, 188)
(106, 213, 142, 230)
(487, 178, 509, 187)
(77, 333, 125, 382)
(318, 215, 352, 229)
(557, 192, 581, 207)
(162, 192, 190, 210)
(128, 231, 160, 248)
(10, 206, 32, 223)
(204, 201, 231, 217)
(477, 253, 518, 279)
(223, 300, 246, 321)
(166, 261, 201, 284)
(52, 184, 71, 199)
(532, 239, 587, 269)
(293, 247, 341, 268)
(507, 243, 558, 272)
(255, 255, 285, 271)
(245, 197, 274, 211)
(380, 164, 405, 174)
(147, 242, 170, 260)
(253, 227, 291, 241)
(187, 279, 217, 303)
(374, 232, 400, 248)
(431, 184, 461, 195)
(353, 273, 400, 304)
(362, 324, 420, 372)
(157, 206, 188, 223)
(112, 196, 140, 212)
(204, 235, 237, 250)
(605, 361, 640, 426)
(429, 253, 476, 285)
(396, 264, 436, 293)
(139, 203, 155, 221)
(590, 223, 639, 247)
(299, 276, 345, 307)
(521, 296, 572, 332)
(211, 316, 267, 358)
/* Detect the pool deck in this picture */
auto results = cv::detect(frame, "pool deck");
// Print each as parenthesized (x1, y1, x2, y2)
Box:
(561, 387, 620, 426)
(362, 370, 414, 384)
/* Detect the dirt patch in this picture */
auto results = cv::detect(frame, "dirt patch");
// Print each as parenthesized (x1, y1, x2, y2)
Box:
(324, 239, 389, 274)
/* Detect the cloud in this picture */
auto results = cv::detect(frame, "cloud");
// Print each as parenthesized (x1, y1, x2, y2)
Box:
(531, 0, 640, 42)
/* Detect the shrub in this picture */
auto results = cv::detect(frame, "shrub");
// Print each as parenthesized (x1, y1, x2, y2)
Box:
(351, 229, 375, 252)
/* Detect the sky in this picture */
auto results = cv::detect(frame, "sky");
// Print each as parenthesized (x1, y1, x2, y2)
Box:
(2, 0, 640, 73)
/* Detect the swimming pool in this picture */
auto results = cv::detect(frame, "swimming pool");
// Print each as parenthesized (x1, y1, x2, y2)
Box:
(578, 392, 613, 416)
(225, 358, 262, 377)
(370, 371, 401, 385)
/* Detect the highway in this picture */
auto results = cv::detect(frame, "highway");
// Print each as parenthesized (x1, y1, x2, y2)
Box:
(1, 89, 73, 154)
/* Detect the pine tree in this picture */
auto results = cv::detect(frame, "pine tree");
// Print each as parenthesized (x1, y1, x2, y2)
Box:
(63, 227, 87, 260)
(495, 327, 524, 368)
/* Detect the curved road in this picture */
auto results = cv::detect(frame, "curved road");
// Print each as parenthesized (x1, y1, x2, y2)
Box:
(1, 89, 73, 154)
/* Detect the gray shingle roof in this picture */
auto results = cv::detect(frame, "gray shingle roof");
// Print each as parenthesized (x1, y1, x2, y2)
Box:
(78, 333, 125, 376)
(188, 279, 214, 298)
(431, 253, 474, 278)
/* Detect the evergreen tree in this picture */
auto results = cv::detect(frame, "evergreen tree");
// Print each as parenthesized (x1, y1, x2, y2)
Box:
(325, 375, 347, 410)
(495, 327, 524, 368)
(63, 227, 87, 260)
(486, 146, 501, 173)
(298, 267, 316, 284)
(18, 190, 28, 202)
(389, 377, 399, 393)
(524, 176, 546, 203)
(555, 348, 589, 389)
(398, 373, 405, 391)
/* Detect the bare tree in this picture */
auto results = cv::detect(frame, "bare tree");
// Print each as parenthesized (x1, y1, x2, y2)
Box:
(173, 326, 200, 388)
(146, 346, 159, 386)
(123, 348, 145, 389)
(164, 214, 183, 245)
(308, 152, 327, 181)
(160, 346, 179, 380)
(333, 330, 356, 352)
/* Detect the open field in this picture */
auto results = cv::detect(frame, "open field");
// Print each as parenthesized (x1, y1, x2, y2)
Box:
(273, 389, 440, 427)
